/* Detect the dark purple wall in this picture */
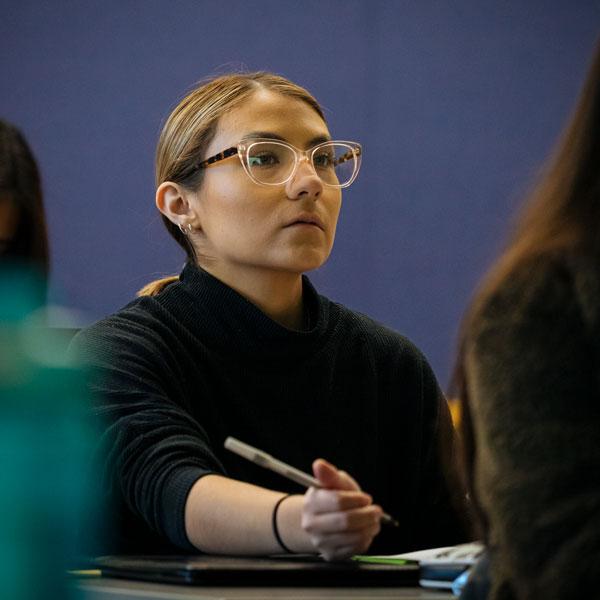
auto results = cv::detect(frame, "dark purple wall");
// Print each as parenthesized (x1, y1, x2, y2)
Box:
(2, 1, 599, 385)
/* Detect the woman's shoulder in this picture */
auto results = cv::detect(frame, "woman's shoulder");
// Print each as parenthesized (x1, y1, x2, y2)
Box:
(329, 299, 431, 365)
(71, 293, 179, 363)
(326, 302, 443, 405)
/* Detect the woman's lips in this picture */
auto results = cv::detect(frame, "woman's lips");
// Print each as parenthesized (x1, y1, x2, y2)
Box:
(285, 214, 325, 230)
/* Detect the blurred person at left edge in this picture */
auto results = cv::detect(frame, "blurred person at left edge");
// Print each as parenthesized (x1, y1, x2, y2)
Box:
(0, 118, 49, 289)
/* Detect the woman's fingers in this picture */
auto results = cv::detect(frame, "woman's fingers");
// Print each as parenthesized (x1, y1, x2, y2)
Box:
(321, 546, 359, 562)
(307, 521, 382, 562)
(312, 458, 360, 491)
(302, 502, 383, 534)
(304, 487, 371, 513)
(303, 459, 382, 560)
(320, 541, 373, 562)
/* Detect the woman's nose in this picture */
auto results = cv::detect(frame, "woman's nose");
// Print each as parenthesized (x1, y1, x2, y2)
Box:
(285, 157, 323, 200)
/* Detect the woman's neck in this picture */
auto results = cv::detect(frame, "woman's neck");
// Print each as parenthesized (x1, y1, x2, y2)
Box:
(199, 262, 305, 330)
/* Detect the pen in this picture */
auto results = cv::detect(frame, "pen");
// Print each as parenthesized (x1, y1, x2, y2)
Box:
(224, 436, 399, 527)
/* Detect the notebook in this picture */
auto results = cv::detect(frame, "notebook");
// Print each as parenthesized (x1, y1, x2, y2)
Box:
(93, 553, 420, 586)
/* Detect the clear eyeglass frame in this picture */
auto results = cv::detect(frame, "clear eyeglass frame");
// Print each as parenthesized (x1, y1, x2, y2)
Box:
(196, 138, 363, 188)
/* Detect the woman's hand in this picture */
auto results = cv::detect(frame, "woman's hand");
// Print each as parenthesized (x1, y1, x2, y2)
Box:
(301, 459, 382, 561)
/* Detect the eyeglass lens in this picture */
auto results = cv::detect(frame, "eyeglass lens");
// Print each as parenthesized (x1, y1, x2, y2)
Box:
(246, 142, 359, 186)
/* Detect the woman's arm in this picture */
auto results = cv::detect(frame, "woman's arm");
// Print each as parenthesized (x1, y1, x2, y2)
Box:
(185, 459, 382, 560)
(74, 319, 382, 560)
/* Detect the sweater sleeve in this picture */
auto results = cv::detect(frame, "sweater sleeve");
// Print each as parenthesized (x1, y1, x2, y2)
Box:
(411, 350, 471, 549)
(72, 315, 226, 551)
(466, 259, 600, 599)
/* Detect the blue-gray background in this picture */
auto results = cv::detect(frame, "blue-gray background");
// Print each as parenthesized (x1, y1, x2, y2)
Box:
(2, 1, 599, 386)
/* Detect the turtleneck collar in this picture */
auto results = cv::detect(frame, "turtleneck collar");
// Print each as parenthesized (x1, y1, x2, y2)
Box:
(164, 262, 336, 362)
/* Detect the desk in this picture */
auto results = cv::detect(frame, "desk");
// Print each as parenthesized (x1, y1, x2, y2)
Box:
(76, 578, 451, 599)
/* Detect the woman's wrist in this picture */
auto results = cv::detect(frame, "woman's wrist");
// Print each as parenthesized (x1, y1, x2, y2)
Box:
(275, 493, 314, 554)
(272, 494, 293, 553)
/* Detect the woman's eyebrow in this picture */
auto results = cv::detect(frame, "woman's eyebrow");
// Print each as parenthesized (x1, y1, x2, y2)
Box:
(240, 132, 332, 147)
(240, 131, 285, 142)
(307, 134, 331, 147)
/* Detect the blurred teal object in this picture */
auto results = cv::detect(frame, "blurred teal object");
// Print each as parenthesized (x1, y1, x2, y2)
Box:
(0, 264, 46, 322)
(0, 266, 98, 600)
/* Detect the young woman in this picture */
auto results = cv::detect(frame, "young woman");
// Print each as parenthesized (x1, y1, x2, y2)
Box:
(75, 72, 467, 560)
(0, 119, 49, 279)
(454, 43, 600, 598)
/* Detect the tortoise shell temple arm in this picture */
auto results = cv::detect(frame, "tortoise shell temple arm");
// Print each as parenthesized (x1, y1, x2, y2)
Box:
(334, 146, 362, 166)
(197, 147, 239, 169)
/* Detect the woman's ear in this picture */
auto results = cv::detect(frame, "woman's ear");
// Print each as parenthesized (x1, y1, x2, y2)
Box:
(156, 181, 198, 229)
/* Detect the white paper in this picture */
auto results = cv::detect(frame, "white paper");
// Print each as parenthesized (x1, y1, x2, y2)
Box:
(369, 541, 484, 566)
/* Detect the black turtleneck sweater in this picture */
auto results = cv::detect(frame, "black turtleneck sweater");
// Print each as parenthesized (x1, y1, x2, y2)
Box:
(73, 263, 467, 555)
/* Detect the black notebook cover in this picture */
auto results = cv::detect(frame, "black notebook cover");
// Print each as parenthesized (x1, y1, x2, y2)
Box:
(94, 554, 419, 586)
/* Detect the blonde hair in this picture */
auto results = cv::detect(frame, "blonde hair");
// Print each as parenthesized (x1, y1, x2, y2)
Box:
(139, 72, 326, 297)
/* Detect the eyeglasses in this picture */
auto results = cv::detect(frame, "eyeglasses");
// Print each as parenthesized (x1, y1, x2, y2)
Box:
(197, 138, 362, 188)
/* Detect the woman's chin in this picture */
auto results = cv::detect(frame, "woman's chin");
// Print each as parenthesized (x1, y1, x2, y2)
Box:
(279, 253, 330, 274)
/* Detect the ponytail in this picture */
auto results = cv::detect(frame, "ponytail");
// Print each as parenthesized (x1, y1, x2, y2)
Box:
(137, 276, 179, 297)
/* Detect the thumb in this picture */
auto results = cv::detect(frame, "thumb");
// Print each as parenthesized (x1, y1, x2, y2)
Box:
(312, 458, 360, 491)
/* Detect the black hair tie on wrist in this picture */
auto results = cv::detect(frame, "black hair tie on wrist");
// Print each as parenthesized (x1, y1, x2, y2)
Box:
(272, 493, 293, 553)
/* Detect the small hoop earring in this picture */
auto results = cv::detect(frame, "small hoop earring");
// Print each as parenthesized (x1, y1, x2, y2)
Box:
(179, 223, 194, 235)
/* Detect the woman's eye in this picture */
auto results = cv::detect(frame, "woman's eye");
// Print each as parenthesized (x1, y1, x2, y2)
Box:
(248, 152, 279, 167)
(313, 152, 334, 168)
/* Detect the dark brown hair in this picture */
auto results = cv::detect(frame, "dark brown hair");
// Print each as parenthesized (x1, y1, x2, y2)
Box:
(0, 120, 49, 278)
(452, 40, 600, 539)
(138, 72, 326, 297)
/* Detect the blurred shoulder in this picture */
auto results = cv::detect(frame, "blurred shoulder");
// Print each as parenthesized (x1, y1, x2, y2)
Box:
(468, 250, 600, 353)
(480, 252, 597, 320)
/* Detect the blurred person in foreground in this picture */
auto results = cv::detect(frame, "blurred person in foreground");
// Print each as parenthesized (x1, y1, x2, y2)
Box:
(454, 41, 600, 599)
(0, 119, 98, 599)
(0, 119, 49, 284)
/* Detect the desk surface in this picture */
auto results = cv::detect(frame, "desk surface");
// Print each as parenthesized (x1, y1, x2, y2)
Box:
(76, 577, 452, 600)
